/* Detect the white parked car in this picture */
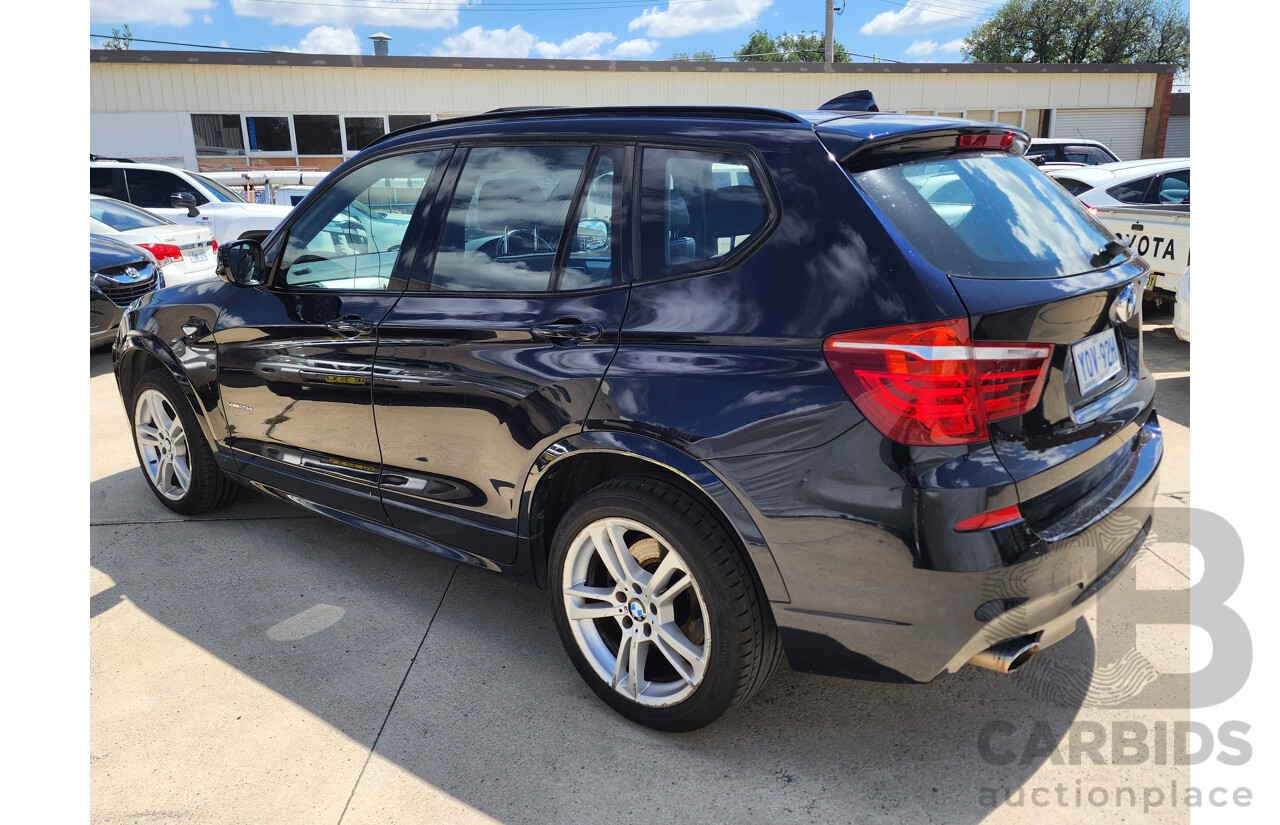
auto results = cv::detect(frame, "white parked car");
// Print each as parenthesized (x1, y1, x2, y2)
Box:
(89, 196, 218, 286)
(1045, 158, 1189, 209)
(1174, 266, 1190, 341)
(90, 159, 293, 244)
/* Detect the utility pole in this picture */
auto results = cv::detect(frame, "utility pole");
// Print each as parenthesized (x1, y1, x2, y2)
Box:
(824, 0, 834, 68)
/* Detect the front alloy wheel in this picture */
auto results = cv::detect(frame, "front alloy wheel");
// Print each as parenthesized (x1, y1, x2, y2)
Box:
(134, 387, 192, 500)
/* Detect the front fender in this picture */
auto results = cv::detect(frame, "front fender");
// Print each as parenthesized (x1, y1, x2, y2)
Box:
(519, 430, 790, 603)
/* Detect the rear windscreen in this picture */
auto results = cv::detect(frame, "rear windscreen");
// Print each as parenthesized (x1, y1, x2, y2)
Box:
(852, 154, 1123, 279)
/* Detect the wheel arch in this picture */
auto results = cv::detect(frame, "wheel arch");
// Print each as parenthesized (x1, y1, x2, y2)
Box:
(519, 431, 789, 604)
(115, 333, 222, 454)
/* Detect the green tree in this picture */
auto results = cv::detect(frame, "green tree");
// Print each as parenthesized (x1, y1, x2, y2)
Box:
(963, 0, 1188, 71)
(104, 23, 133, 51)
(735, 29, 850, 62)
(669, 50, 718, 61)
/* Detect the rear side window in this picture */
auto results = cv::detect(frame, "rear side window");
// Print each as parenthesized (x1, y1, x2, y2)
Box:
(853, 153, 1121, 279)
(639, 147, 769, 281)
(1064, 146, 1115, 165)
(1156, 168, 1190, 204)
(90, 168, 119, 199)
(1107, 174, 1157, 204)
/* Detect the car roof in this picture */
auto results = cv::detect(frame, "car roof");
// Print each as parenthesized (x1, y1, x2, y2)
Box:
(90, 159, 196, 174)
(1046, 158, 1189, 186)
(371, 105, 1020, 152)
(1030, 138, 1112, 148)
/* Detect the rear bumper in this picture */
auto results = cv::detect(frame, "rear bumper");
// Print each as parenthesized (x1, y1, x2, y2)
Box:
(709, 412, 1163, 683)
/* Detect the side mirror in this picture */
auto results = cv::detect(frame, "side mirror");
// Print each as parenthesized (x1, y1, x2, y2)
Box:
(171, 192, 200, 217)
(576, 219, 609, 252)
(217, 239, 265, 287)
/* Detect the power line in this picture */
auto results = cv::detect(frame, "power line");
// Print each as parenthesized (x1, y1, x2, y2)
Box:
(90, 34, 286, 53)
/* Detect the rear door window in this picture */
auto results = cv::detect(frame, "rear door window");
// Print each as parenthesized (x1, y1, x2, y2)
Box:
(853, 153, 1123, 279)
(1106, 174, 1158, 204)
(638, 147, 770, 281)
(1155, 168, 1190, 204)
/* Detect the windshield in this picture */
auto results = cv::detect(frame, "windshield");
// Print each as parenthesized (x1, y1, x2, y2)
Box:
(852, 154, 1125, 279)
(90, 197, 173, 231)
(191, 173, 246, 203)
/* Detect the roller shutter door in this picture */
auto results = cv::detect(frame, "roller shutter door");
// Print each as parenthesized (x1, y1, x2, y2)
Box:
(1052, 108, 1147, 161)
(1164, 114, 1190, 158)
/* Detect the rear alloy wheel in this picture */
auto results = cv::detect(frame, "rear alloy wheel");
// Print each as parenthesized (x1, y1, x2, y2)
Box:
(130, 370, 237, 515)
(550, 476, 780, 731)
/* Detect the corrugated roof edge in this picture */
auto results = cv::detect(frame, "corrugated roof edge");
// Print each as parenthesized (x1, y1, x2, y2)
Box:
(365, 106, 809, 151)
(89, 50, 1178, 75)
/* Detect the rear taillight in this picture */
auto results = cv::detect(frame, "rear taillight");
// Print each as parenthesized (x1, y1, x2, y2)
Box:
(954, 504, 1024, 532)
(138, 243, 182, 267)
(822, 319, 1052, 446)
(211, 237, 218, 254)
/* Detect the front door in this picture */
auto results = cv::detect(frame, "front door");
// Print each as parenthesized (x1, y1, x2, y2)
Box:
(374, 143, 632, 565)
(215, 147, 451, 523)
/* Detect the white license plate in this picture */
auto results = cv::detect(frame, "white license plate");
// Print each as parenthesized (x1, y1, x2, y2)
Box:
(190, 249, 209, 263)
(1072, 328, 1123, 396)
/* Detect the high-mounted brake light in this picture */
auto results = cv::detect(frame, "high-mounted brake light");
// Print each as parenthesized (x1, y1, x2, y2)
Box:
(822, 319, 1053, 446)
(957, 132, 1015, 150)
(137, 243, 183, 267)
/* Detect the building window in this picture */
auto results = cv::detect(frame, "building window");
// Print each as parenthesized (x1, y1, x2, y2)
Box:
(192, 114, 244, 156)
(295, 115, 342, 155)
(344, 117, 387, 153)
(246, 116, 292, 152)
(388, 115, 433, 132)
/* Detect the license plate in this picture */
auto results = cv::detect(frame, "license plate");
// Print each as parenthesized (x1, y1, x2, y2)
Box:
(1071, 328, 1123, 396)
(190, 249, 209, 263)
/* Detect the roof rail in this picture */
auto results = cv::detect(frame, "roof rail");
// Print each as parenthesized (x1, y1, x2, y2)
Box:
(367, 105, 806, 151)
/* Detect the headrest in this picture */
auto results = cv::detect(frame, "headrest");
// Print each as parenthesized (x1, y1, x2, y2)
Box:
(707, 185, 765, 239)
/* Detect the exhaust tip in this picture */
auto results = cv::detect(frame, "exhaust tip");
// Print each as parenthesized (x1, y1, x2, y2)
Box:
(968, 636, 1040, 674)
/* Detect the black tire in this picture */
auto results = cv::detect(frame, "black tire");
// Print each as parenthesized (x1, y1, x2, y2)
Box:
(549, 475, 780, 731)
(129, 370, 238, 515)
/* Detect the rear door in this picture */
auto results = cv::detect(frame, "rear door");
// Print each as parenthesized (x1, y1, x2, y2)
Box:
(215, 146, 450, 523)
(373, 142, 632, 565)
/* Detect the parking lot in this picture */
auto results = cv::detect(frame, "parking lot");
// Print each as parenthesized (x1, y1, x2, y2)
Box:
(90, 307, 1191, 825)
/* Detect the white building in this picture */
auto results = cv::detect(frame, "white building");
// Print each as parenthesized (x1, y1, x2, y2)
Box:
(90, 50, 1179, 173)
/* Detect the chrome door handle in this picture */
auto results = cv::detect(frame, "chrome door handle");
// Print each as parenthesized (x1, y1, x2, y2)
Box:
(325, 315, 372, 337)
(530, 322, 604, 343)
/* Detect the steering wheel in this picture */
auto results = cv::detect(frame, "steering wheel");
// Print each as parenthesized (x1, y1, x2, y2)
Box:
(501, 228, 553, 255)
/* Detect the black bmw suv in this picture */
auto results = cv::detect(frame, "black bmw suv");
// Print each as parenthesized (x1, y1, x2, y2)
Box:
(114, 105, 1161, 731)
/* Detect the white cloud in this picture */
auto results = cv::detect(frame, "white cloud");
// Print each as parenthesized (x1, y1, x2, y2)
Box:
(230, 0, 474, 30)
(202, 13, 213, 25)
(860, 0, 1000, 37)
(940, 38, 967, 53)
(904, 40, 938, 58)
(629, 0, 772, 38)
(434, 25, 539, 58)
(535, 31, 617, 60)
(435, 27, 660, 61)
(90, 0, 214, 26)
(612, 38, 659, 58)
(272, 25, 363, 54)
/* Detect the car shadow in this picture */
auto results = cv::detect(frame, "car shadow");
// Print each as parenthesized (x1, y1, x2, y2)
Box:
(90, 468, 1092, 823)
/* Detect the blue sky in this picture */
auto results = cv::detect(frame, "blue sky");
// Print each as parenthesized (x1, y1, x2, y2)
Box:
(86, 0, 1187, 77)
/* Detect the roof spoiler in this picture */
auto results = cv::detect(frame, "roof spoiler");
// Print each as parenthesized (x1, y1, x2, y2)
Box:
(818, 90, 879, 113)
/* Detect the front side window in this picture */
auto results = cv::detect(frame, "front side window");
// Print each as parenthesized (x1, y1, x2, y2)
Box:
(1155, 169, 1190, 204)
(638, 147, 769, 281)
(278, 150, 443, 291)
(124, 169, 208, 210)
(429, 145, 592, 292)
